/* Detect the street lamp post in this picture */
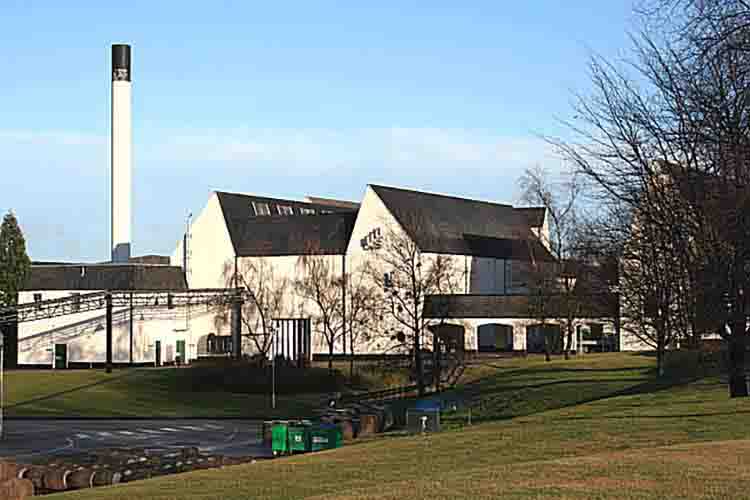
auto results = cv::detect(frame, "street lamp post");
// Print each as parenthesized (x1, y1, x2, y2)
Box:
(271, 326, 277, 410)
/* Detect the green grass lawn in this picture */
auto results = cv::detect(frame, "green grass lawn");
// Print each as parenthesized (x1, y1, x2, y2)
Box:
(3, 359, 412, 418)
(47, 352, 750, 499)
(4, 368, 323, 418)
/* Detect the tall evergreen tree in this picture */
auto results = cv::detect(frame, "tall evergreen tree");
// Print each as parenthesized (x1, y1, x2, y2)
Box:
(0, 211, 31, 306)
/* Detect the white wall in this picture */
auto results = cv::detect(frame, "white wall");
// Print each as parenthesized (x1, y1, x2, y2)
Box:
(618, 319, 657, 351)
(16, 289, 229, 365)
(236, 254, 346, 355)
(171, 192, 236, 289)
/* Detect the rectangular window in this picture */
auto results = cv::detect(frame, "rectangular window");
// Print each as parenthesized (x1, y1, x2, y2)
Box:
(71, 293, 81, 312)
(584, 323, 604, 341)
(252, 202, 271, 216)
(277, 205, 294, 215)
(300, 207, 316, 215)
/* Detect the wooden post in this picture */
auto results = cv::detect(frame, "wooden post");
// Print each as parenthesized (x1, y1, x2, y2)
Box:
(231, 293, 242, 360)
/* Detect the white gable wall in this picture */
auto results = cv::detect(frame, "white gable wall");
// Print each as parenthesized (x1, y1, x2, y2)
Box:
(171, 192, 235, 289)
(235, 254, 346, 356)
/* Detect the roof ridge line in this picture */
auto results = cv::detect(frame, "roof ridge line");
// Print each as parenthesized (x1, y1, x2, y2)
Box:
(369, 184, 516, 208)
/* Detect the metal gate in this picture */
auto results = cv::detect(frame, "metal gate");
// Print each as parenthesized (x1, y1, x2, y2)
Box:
(271, 318, 311, 367)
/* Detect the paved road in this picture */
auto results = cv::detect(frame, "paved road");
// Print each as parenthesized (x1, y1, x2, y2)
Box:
(0, 419, 269, 462)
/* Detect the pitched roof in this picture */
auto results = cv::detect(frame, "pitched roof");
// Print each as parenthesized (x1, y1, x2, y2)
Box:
(370, 185, 552, 261)
(515, 207, 546, 228)
(215, 191, 357, 257)
(304, 196, 360, 210)
(227, 212, 357, 256)
(423, 293, 618, 319)
(23, 264, 187, 291)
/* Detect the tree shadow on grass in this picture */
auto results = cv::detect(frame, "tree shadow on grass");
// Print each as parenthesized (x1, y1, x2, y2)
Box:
(7, 371, 135, 411)
(442, 370, 708, 426)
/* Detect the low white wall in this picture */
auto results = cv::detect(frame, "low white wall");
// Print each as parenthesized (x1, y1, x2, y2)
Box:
(17, 289, 236, 366)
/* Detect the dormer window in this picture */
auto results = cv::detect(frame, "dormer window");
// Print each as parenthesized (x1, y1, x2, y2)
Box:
(252, 202, 271, 216)
(277, 205, 294, 215)
(300, 207, 316, 215)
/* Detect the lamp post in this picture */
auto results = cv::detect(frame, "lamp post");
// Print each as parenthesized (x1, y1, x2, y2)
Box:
(271, 324, 277, 410)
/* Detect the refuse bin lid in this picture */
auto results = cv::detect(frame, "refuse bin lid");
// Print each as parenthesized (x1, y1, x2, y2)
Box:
(414, 399, 440, 410)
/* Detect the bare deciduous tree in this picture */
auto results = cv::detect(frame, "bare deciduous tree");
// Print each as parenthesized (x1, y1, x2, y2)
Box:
(364, 212, 465, 396)
(221, 258, 288, 362)
(344, 266, 381, 376)
(295, 253, 344, 372)
(553, 1, 750, 396)
(519, 165, 583, 360)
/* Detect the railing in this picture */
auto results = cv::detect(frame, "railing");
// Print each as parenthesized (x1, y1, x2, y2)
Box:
(0, 288, 243, 326)
(340, 384, 421, 405)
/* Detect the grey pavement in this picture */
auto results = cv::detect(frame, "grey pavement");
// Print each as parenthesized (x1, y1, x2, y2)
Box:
(0, 419, 270, 462)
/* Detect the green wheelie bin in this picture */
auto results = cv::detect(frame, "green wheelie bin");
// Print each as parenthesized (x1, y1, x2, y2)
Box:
(288, 423, 312, 453)
(272, 421, 291, 456)
(310, 423, 343, 452)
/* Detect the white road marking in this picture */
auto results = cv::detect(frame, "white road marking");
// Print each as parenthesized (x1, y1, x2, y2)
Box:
(180, 426, 205, 431)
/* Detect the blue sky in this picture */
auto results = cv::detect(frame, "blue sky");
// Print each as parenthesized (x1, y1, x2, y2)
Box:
(0, 1, 636, 261)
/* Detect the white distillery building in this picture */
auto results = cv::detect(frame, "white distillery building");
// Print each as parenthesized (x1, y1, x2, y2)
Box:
(13, 184, 619, 367)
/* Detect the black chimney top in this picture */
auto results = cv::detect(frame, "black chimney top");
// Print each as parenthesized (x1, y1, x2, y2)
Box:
(112, 44, 131, 82)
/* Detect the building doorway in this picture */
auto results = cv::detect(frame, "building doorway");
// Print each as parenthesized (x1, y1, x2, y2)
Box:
(477, 324, 513, 352)
(54, 344, 67, 369)
(526, 324, 562, 354)
(155, 340, 162, 366)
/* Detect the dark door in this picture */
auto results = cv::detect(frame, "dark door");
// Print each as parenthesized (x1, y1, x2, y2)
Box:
(54, 344, 67, 369)
(155, 340, 162, 366)
(176, 340, 186, 364)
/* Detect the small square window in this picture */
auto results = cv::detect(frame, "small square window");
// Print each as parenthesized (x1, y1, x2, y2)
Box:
(300, 207, 316, 215)
(277, 205, 294, 215)
(252, 202, 271, 216)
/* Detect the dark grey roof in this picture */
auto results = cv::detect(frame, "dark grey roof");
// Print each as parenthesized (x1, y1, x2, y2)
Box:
(370, 185, 552, 261)
(423, 293, 618, 319)
(23, 264, 187, 291)
(227, 212, 357, 256)
(515, 207, 546, 228)
(304, 196, 360, 210)
(216, 191, 358, 256)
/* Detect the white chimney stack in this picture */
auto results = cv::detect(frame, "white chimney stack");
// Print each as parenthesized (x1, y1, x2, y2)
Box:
(111, 43, 132, 263)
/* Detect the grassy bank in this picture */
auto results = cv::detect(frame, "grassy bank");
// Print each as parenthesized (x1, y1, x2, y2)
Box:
(49, 352, 750, 499)
(4, 367, 323, 418)
(4, 358, 412, 418)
